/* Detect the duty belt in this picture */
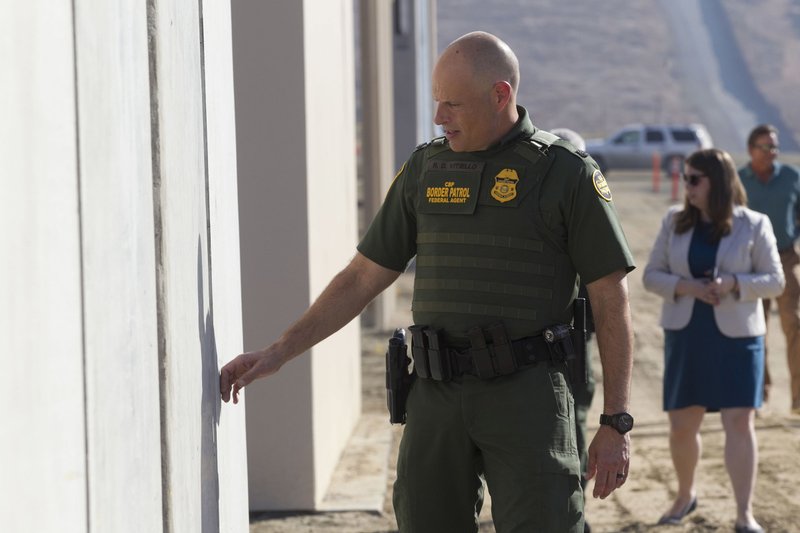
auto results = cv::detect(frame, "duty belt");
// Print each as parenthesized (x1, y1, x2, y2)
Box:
(408, 323, 574, 382)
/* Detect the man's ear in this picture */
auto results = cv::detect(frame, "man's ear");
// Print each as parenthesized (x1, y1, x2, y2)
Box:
(492, 81, 513, 109)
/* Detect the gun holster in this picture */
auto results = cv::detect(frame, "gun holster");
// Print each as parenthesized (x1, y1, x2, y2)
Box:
(385, 328, 415, 424)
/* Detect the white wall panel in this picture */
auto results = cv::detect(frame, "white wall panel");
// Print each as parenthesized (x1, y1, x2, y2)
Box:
(304, 0, 362, 507)
(150, 0, 209, 530)
(0, 4, 87, 531)
(2, 0, 302, 527)
(201, 0, 250, 530)
(232, 0, 316, 509)
(72, 0, 163, 531)
(233, 0, 362, 510)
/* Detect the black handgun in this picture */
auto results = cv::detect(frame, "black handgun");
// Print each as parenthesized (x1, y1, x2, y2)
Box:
(385, 328, 415, 424)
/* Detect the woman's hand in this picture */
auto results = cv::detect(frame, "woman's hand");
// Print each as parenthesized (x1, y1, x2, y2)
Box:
(677, 274, 738, 305)
(689, 278, 720, 305)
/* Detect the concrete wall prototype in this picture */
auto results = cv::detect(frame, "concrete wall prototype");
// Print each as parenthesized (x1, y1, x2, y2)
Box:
(359, 0, 397, 330)
(232, 0, 362, 510)
(393, 0, 438, 167)
(0, 1, 248, 532)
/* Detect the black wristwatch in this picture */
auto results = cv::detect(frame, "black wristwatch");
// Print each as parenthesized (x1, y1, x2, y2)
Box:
(599, 412, 634, 434)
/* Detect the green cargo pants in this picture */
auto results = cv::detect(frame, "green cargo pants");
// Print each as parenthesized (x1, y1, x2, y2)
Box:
(573, 341, 596, 490)
(393, 363, 584, 533)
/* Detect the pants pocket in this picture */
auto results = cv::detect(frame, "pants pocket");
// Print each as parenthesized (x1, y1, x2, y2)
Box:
(549, 369, 571, 419)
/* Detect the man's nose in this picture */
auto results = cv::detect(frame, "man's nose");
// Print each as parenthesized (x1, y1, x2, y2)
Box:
(434, 103, 446, 125)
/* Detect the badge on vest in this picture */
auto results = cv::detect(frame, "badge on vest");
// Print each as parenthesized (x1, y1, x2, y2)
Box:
(491, 168, 519, 203)
(592, 169, 612, 202)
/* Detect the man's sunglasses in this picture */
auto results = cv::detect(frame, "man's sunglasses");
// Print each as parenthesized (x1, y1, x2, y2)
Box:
(682, 173, 706, 186)
(753, 143, 779, 153)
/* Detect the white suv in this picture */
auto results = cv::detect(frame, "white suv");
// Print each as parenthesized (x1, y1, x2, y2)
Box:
(586, 124, 713, 173)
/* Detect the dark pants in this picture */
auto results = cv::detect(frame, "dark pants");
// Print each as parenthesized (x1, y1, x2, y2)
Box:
(393, 364, 584, 533)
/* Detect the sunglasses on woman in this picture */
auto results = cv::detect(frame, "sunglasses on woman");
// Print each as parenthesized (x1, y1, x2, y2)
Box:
(682, 173, 706, 186)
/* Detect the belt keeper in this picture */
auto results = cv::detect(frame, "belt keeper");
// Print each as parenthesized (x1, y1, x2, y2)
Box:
(520, 339, 538, 364)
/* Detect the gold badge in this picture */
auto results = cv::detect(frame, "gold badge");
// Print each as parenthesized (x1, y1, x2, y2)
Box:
(592, 169, 612, 202)
(491, 168, 519, 203)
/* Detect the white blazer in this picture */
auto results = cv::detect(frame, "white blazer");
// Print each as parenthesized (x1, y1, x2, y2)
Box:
(643, 205, 785, 337)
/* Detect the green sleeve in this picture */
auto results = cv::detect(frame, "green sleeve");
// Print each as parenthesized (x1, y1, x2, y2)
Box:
(544, 152, 635, 283)
(357, 157, 419, 272)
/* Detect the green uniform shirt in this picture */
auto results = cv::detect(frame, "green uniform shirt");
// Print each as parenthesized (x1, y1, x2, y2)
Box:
(358, 106, 634, 338)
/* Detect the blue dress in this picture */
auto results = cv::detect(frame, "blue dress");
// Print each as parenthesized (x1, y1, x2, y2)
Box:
(663, 221, 765, 411)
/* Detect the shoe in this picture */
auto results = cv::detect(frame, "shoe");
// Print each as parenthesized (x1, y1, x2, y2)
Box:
(657, 496, 697, 525)
(734, 524, 764, 533)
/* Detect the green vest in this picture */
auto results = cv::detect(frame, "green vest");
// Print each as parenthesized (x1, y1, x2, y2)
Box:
(412, 132, 581, 345)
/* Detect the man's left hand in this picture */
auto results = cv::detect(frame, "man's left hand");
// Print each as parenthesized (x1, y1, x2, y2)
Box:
(585, 425, 631, 499)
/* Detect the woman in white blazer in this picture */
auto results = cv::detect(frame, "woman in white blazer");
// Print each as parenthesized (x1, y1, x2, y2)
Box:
(643, 149, 784, 533)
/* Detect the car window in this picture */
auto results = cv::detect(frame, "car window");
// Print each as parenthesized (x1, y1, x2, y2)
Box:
(613, 130, 640, 145)
(645, 129, 665, 143)
(670, 129, 699, 142)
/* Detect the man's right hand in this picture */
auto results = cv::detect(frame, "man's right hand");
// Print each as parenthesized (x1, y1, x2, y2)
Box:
(220, 348, 286, 404)
(219, 252, 402, 405)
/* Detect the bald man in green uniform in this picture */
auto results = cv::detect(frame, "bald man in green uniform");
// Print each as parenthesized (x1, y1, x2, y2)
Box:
(221, 31, 635, 533)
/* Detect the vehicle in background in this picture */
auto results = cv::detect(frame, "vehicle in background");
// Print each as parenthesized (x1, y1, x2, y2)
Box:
(586, 124, 713, 173)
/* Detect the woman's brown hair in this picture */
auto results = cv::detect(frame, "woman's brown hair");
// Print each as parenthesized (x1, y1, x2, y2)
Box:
(673, 148, 748, 242)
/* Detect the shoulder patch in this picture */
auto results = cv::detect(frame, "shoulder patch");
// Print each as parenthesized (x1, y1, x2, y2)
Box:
(592, 169, 612, 202)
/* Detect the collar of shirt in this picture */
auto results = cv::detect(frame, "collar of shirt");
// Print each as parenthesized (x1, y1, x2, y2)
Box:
(494, 105, 534, 147)
(741, 161, 785, 182)
(466, 105, 534, 155)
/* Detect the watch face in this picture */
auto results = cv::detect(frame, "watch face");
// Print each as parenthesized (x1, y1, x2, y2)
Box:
(616, 413, 634, 433)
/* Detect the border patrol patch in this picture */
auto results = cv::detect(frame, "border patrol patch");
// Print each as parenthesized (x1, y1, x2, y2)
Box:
(592, 169, 612, 201)
(491, 168, 519, 203)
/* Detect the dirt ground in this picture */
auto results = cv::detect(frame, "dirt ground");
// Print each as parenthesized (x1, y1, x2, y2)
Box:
(250, 169, 800, 533)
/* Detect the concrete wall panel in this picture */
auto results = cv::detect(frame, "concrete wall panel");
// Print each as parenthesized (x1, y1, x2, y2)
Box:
(232, 0, 316, 510)
(233, 0, 362, 510)
(303, 0, 362, 507)
(3, 0, 247, 530)
(72, 1, 163, 531)
(150, 0, 211, 530)
(0, 4, 87, 531)
(201, 0, 250, 530)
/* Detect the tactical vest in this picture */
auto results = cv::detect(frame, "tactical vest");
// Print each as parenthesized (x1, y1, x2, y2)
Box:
(412, 131, 580, 345)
